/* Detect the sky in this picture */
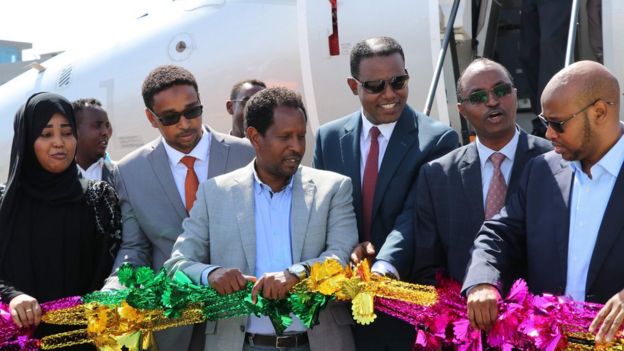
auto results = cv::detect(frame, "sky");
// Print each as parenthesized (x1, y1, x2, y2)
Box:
(0, 0, 160, 60)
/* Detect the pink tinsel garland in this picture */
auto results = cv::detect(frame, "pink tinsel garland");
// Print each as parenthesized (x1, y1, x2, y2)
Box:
(376, 278, 611, 351)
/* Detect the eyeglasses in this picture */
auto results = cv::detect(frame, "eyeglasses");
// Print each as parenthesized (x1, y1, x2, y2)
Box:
(538, 99, 613, 133)
(231, 96, 252, 106)
(148, 104, 203, 126)
(459, 83, 514, 104)
(353, 72, 410, 94)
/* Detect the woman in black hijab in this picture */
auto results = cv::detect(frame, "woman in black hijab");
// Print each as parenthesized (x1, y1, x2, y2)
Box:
(0, 92, 121, 347)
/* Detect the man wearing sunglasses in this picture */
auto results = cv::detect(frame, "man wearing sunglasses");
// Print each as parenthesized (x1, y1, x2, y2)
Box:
(463, 60, 624, 343)
(226, 79, 267, 138)
(103, 65, 255, 350)
(411, 58, 551, 290)
(313, 36, 458, 350)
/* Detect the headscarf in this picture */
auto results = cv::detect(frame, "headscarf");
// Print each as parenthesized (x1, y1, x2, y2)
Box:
(0, 92, 94, 302)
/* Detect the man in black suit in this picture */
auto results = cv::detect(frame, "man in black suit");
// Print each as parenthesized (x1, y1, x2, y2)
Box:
(463, 61, 624, 344)
(313, 36, 458, 350)
(411, 58, 552, 286)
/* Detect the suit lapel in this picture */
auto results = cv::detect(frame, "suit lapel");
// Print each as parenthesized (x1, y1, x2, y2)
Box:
(290, 168, 315, 263)
(507, 131, 529, 200)
(234, 164, 257, 274)
(148, 140, 186, 219)
(459, 143, 485, 222)
(553, 159, 574, 280)
(339, 114, 362, 221)
(586, 161, 624, 290)
(372, 108, 418, 216)
(207, 127, 229, 179)
(101, 159, 115, 185)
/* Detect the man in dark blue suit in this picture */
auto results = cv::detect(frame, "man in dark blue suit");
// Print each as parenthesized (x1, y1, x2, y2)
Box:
(463, 61, 624, 344)
(313, 36, 458, 350)
(412, 58, 552, 287)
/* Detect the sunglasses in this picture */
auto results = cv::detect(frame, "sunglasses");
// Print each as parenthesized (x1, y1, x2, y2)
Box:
(538, 99, 613, 133)
(459, 83, 513, 105)
(354, 73, 410, 94)
(148, 104, 203, 126)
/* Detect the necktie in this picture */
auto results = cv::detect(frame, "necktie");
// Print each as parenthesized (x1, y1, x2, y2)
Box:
(180, 156, 199, 213)
(484, 152, 507, 220)
(361, 126, 380, 242)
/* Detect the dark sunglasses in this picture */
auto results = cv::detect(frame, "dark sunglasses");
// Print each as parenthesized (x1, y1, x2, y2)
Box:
(354, 73, 410, 94)
(459, 83, 513, 105)
(538, 99, 613, 133)
(148, 104, 203, 126)
(231, 96, 252, 106)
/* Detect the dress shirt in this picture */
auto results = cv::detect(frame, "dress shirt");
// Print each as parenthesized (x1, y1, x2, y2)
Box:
(162, 127, 211, 205)
(361, 112, 399, 278)
(78, 157, 104, 181)
(246, 167, 307, 334)
(359, 111, 397, 183)
(476, 129, 520, 207)
(565, 134, 624, 301)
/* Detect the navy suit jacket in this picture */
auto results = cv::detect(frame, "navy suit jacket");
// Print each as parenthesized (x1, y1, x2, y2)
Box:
(462, 150, 624, 303)
(412, 131, 552, 286)
(313, 105, 459, 278)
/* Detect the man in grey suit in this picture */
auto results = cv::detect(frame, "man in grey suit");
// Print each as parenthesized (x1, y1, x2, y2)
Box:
(412, 58, 552, 287)
(313, 36, 458, 350)
(103, 65, 255, 350)
(166, 87, 358, 351)
(463, 61, 624, 343)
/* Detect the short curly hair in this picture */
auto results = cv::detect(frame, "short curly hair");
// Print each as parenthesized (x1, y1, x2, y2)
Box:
(245, 87, 307, 136)
(141, 65, 198, 110)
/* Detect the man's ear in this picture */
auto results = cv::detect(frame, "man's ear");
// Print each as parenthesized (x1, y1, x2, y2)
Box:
(226, 100, 234, 115)
(145, 108, 159, 128)
(593, 100, 610, 124)
(246, 126, 261, 149)
(347, 78, 359, 95)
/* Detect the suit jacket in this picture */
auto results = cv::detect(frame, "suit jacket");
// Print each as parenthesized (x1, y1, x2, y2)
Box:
(412, 131, 552, 286)
(165, 163, 358, 351)
(104, 126, 254, 350)
(462, 150, 624, 304)
(313, 105, 459, 278)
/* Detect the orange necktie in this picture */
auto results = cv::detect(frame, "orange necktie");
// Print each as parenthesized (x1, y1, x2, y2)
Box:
(180, 156, 199, 212)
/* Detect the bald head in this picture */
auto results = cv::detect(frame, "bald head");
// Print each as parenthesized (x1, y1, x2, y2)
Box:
(542, 60, 620, 115)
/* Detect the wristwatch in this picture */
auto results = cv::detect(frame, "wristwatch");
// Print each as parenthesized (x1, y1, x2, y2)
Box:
(287, 264, 309, 280)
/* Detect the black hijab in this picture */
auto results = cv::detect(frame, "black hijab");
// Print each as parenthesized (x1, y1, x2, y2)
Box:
(0, 92, 96, 302)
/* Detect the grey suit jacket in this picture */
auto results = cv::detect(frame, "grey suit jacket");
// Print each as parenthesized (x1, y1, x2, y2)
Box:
(412, 131, 552, 286)
(101, 158, 115, 186)
(165, 163, 358, 351)
(104, 126, 254, 350)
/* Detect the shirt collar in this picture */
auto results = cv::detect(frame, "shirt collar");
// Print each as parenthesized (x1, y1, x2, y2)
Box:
(571, 133, 624, 178)
(162, 126, 210, 167)
(252, 162, 295, 195)
(77, 157, 104, 173)
(360, 110, 397, 141)
(476, 128, 520, 169)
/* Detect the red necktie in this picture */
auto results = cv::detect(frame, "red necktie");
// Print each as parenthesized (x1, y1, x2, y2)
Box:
(484, 152, 507, 220)
(180, 156, 199, 213)
(361, 126, 380, 242)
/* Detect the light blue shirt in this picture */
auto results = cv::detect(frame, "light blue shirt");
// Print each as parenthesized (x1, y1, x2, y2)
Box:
(476, 129, 520, 207)
(565, 134, 624, 301)
(246, 168, 307, 335)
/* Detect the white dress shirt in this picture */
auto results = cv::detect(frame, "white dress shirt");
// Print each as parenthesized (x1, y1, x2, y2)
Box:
(162, 127, 211, 205)
(246, 168, 307, 335)
(78, 157, 105, 181)
(359, 111, 397, 183)
(476, 129, 520, 207)
(565, 134, 624, 301)
(360, 112, 400, 278)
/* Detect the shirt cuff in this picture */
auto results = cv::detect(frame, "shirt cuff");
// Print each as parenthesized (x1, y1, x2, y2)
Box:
(372, 260, 400, 280)
(200, 266, 221, 286)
